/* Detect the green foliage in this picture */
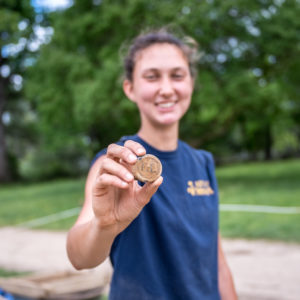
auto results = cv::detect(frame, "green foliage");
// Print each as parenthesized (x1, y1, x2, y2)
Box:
(20, 0, 300, 179)
(19, 135, 90, 181)
(0, 0, 37, 181)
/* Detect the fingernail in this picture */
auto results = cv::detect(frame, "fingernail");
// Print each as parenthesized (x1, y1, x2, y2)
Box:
(137, 148, 144, 155)
(126, 173, 134, 181)
(128, 154, 136, 162)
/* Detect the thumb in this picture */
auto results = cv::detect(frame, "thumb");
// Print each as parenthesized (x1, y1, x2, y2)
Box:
(136, 176, 163, 206)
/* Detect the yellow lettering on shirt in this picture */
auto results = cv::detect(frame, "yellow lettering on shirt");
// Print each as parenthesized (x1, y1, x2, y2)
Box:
(187, 180, 214, 196)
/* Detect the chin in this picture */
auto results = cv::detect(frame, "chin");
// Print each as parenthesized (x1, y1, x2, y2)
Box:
(155, 116, 181, 126)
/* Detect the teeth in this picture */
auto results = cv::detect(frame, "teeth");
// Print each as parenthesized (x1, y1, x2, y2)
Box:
(158, 102, 175, 108)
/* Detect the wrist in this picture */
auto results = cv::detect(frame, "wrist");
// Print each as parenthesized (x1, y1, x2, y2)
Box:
(92, 216, 122, 236)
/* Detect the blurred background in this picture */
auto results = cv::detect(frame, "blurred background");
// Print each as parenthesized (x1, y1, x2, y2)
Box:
(1, 0, 299, 183)
(0, 0, 299, 299)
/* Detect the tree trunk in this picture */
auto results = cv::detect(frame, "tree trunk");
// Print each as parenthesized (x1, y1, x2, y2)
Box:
(0, 76, 11, 182)
(264, 123, 273, 161)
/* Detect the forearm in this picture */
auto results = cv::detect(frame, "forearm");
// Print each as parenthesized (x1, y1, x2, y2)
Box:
(219, 257, 237, 300)
(66, 218, 118, 270)
(218, 234, 238, 300)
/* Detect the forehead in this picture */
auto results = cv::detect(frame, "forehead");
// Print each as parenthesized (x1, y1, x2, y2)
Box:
(134, 43, 189, 71)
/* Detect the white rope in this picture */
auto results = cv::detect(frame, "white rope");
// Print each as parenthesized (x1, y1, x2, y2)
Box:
(18, 207, 81, 228)
(18, 204, 300, 229)
(220, 204, 300, 214)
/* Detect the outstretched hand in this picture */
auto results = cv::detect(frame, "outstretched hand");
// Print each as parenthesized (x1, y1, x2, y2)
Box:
(92, 140, 163, 234)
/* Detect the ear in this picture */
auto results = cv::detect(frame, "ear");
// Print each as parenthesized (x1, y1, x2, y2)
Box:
(123, 79, 136, 103)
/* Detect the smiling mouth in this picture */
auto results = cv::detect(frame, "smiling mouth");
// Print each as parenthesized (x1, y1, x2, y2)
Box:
(156, 101, 177, 108)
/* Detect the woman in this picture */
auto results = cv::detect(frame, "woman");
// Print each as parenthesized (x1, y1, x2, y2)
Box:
(67, 29, 237, 300)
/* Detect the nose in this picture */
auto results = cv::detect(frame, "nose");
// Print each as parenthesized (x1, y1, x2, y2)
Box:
(159, 76, 174, 98)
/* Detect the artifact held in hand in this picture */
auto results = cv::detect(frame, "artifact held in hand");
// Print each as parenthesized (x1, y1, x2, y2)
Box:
(132, 154, 162, 182)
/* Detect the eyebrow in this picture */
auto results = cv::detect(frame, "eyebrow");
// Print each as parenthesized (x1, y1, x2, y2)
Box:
(142, 67, 187, 73)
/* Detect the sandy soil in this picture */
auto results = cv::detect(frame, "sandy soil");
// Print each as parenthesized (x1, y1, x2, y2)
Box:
(0, 227, 299, 299)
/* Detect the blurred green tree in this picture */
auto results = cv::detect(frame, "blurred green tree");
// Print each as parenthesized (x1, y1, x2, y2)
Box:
(0, 0, 36, 181)
(180, 0, 300, 160)
(25, 0, 299, 179)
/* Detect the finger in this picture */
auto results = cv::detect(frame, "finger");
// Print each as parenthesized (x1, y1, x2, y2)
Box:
(100, 157, 134, 183)
(136, 176, 163, 207)
(124, 140, 146, 157)
(95, 173, 129, 191)
(107, 143, 138, 164)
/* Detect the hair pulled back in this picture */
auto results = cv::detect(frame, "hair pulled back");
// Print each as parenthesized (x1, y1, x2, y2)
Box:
(123, 28, 200, 82)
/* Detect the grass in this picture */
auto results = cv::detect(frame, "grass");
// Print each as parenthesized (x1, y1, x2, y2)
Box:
(0, 178, 85, 229)
(216, 159, 300, 206)
(0, 269, 30, 277)
(0, 159, 299, 241)
(216, 158, 300, 242)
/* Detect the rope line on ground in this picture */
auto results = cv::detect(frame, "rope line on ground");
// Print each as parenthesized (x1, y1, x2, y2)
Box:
(18, 204, 300, 228)
(220, 204, 300, 214)
(18, 207, 81, 228)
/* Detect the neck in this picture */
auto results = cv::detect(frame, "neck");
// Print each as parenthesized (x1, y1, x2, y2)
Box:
(138, 122, 179, 151)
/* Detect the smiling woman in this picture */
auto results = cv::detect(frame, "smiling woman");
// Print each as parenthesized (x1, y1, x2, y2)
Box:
(66, 28, 237, 300)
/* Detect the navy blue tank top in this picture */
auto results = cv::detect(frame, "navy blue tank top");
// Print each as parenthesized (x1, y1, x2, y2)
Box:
(93, 135, 220, 300)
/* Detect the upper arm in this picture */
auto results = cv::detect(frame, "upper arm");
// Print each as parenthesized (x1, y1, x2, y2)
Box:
(74, 155, 106, 226)
(218, 232, 225, 265)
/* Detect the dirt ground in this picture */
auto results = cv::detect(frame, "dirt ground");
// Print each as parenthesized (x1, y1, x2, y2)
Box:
(0, 227, 299, 300)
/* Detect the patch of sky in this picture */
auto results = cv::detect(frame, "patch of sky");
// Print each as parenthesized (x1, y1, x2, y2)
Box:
(2, 38, 27, 58)
(18, 20, 29, 31)
(208, 11, 218, 20)
(10, 74, 23, 91)
(252, 68, 263, 77)
(232, 48, 242, 58)
(258, 78, 267, 87)
(228, 37, 238, 48)
(2, 112, 11, 125)
(27, 25, 54, 52)
(0, 65, 11, 78)
(261, 9, 271, 19)
(228, 8, 238, 17)
(242, 16, 261, 37)
(274, 0, 285, 6)
(268, 55, 277, 64)
(268, 5, 277, 14)
(31, 0, 73, 12)
(93, 0, 102, 5)
(182, 6, 191, 15)
(217, 53, 227, 64)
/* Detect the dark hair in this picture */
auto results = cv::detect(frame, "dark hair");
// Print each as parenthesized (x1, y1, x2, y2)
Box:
(123, 28, 200, 81)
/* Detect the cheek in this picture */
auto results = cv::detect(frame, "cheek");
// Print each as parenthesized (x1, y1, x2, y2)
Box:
(178, 83, 193, 101)
(135, 83, 156, 102)
(178, 85, 193, 114)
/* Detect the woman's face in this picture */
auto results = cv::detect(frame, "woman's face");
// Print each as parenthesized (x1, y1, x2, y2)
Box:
(124, 43, 194, 128)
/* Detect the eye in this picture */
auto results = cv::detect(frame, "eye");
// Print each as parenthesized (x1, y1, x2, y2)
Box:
(172, 73, 184, 80)
(144, 73, 159, 81)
